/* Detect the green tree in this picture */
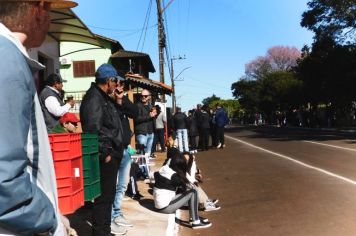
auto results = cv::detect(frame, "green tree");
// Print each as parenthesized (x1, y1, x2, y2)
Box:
(201, 94, 220, 107)
(301, 0, 356, 44)
(231, 79, 260, 114)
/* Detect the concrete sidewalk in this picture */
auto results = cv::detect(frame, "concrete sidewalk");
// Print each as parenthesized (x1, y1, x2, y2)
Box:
(68, 152, 177, 236)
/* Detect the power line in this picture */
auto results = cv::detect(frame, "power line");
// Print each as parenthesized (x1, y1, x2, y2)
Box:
(137, 0, 153, 51)
(87, 24, 156, 32)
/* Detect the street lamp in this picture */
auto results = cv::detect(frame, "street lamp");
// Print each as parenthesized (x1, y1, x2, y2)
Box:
(170, 56, 190, 113)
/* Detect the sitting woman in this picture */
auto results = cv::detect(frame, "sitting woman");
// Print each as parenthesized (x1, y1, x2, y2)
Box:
(153, 150, 212, 229)
(184, 152, 220, 212)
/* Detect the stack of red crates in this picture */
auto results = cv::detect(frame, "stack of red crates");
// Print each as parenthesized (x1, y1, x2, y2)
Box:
(48, 133, 84, 215)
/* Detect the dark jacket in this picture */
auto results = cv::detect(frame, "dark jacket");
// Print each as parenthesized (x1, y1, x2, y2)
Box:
(134, 102, 154, 135)
(118, 96, 138, 148)
(39, 86, 65, 131)
(186, 115, 199, 136)
(200, 111, 211, 129)
(215, 107, 229, 127)
(172, 112, 188, 130)
(80, 83, 123, 161)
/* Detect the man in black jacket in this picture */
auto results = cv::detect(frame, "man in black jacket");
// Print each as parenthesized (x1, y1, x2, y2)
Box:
(134, 89, 157, 156)
(80, 63, 124, 236)
(172, 107, 189, 152)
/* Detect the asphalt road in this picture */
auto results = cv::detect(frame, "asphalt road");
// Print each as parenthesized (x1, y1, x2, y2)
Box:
(180, 126, 356, 236)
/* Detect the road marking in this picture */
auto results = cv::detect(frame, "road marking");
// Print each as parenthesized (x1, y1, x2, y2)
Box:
(303, 140, 356, 152)
(225, 135, 356, 186)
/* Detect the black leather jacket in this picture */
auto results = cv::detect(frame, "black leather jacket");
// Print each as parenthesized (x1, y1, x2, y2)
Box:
(80, 83, 123, 161)
(172, 112, 188, 130)
(134, 102, 154, 135)
(118, 96, 138, 147)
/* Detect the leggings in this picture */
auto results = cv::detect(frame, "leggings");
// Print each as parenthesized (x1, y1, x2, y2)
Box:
(159, 188, 199, 221)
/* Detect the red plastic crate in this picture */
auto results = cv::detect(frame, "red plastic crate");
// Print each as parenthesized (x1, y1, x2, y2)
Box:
(49, 133, 82, 161)
(70, 133, 82, 158)
(58, 189, 84, 215)
(54, 156, 83, 195)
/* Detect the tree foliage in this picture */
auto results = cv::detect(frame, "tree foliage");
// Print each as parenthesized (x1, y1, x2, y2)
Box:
(201, 94, 220, 107)
(301, 0, 356, 44)
(245, 46, 301, 80)
(200, 95, 242, 118)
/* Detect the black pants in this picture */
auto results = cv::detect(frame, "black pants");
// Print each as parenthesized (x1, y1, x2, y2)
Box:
(152, 128, 165, 153)
(92, 155, 120, 236)
(189, 136, 198, 149)
(201, 128, 210, 150)
(216, 126, 225, 145)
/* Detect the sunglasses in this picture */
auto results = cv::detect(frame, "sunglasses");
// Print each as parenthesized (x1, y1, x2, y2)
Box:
(109, 77, 118, 83)
(141, 95, 150, 98)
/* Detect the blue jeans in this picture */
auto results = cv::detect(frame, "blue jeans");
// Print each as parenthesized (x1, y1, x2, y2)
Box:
(112, 149, 131, 219)
(136, 133, 154, 156)
(177, 129, 189, 152)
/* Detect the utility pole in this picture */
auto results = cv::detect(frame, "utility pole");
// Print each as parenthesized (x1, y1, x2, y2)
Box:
(156, 0, 165, 85)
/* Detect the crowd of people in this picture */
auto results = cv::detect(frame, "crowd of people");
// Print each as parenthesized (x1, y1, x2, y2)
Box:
(170, 103, 229, 154)
(0, 0, 229, 235)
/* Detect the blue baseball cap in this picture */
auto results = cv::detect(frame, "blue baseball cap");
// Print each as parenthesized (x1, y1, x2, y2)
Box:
(95, 63, 124, 82)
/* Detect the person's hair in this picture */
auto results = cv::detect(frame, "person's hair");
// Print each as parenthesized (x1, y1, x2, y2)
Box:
(176, 107, 181, 112)
(168, 149, 190, 186)
(95, 77, 109, 85)
(0, 2, 37, 32)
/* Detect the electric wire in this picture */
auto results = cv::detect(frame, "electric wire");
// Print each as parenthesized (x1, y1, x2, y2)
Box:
(137, 0, 153, 51)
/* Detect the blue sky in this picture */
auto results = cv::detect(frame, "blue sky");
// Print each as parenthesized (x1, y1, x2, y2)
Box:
(73, 0, 314, 111)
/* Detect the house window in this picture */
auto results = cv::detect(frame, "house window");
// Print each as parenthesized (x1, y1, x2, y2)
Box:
(73, 60, 95, 77)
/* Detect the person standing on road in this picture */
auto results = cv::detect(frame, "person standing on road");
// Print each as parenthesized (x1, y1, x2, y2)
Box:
(172, 107, 189, 152)
(39, 73, 75, 131)
(214, 104, 229, 149)
(111, 79, 138, 233)
(187, 110, 199, 152)
(200, 106, 211, 151)
(80, 63, 125, 236)
(0, 0, 77, 235)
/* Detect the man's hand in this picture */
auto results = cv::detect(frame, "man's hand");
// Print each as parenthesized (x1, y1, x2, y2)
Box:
(67, 99, 75, 108)
(105, 155, 112, 163)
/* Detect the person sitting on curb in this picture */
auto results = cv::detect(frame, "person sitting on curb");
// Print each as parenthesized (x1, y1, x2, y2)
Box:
(153, 150, 212, 229)
(50, 112, 80, 133)
(183, 151, 220, 211)
(163, 148, 220, 212)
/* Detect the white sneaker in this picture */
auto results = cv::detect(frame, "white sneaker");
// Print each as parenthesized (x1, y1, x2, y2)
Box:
(114, 215, 134, 227)
(216, 143, 221, 149)
(204, 202, 221, 212)
(207, 199, 219, 205)
(111, 221, 127, 235)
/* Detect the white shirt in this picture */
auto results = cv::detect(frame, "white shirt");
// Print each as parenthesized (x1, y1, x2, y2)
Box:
(44, 86, 71, 117)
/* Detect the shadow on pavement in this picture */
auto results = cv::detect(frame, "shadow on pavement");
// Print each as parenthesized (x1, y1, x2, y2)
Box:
(138, 198, 157, 212)
(66, 202, 93, 236)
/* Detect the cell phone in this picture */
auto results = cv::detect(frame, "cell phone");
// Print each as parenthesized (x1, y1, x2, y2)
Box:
(115, 89, 123, 95)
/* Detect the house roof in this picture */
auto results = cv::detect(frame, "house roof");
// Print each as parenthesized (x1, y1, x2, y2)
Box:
(111, 50, 156, 73)
(49, 8, 101, 47)
(125, 73, 172, 95)
(94, 34, 124, 52)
